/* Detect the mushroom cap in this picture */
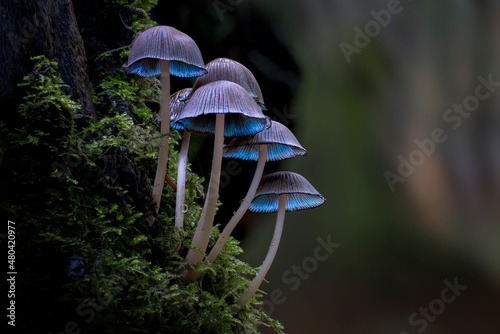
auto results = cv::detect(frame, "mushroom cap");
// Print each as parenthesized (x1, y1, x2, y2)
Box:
(123, 26, 207, 78)
(186, 58, 265, 109)
(174, 80, 270, 137)
(248, 172, 325, 213)
(222, 121, 307, 161)
(163, 88, 192, 130)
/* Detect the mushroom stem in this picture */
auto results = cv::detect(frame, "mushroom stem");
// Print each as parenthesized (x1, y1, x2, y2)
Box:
(185, 114, 225, 264)
(174, 129, 191, 232)
(151, 60, 171, 218)
(236, 194, 286, 307)
(207, 145, 268, 263)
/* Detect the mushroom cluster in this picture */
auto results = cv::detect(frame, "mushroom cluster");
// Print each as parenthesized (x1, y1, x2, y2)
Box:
(125, 26, 325, 308)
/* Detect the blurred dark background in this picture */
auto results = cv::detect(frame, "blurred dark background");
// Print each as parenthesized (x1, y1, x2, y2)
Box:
(156, 0, 500, 333)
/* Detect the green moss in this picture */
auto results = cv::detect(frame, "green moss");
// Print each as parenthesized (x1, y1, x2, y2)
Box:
(131, 0, 158, 12)
(97, 69, 160, 122)
(2, 52, 284, 333)
(104, 0, 159, 12)
(0, 3, 285, 332)
(102, 0, 158, 34)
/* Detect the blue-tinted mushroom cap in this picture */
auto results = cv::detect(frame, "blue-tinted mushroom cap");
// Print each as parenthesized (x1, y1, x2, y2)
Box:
(222, 121, 306, 161)
(248, 172, 325, 213)
(123, 26, 207, 78)
(185, 58, 265, 110)
(161, 88, 192, 130)
(174, 80, 270, 137)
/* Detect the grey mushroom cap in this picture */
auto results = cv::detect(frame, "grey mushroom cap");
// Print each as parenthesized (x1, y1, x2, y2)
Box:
(248, 171, 325, 213)
(123, 26, 207, 78)
(160, 88, 192, 130)
(222, 121, 307, 162)
(174, 80, 270, 137)
(185, 58, 265, 109)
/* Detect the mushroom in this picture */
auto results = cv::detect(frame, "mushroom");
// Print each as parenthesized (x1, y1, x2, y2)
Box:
(174, 80, 270, 266)
(207, 121, 307, 263)
(123, 26, 207, 216)
(235, 171, 325, 307)
(172, 58, 265, 233)
(167, 88, 192, 233)
(185, 58, 266, 110)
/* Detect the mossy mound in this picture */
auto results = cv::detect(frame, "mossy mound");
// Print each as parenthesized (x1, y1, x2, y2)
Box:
(1, 52, 283, 333)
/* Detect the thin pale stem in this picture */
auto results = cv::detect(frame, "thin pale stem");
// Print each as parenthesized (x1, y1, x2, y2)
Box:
(236, 194, 286, 307)
(207, 145, 268, 263)
(174, 130, 191, 232)
(185, 114, 225, 264)
(151, 60, 170, 219)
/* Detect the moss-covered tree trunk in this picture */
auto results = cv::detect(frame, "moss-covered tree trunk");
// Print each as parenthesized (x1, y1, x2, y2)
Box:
(0, 0, 96, 120)
(0, 1, 290, 333)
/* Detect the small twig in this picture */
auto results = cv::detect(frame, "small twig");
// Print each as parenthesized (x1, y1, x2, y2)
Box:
(165, 174, 177, 192)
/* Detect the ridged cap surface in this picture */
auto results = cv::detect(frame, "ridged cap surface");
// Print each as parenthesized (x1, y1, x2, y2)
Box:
(187, 58, 264, 108)
(165, 88, 192, 130)
(248, 172, 325, 213)
(174, 80, 270, 137)
(124, 26, 207, 78)
(223, 121, 306, 161)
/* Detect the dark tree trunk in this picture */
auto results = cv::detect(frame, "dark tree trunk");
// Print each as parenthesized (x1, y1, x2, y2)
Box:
(0, 0, 96, 120)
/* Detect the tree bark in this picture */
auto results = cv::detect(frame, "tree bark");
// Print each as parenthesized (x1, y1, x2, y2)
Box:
(0, 0, 96, 120)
